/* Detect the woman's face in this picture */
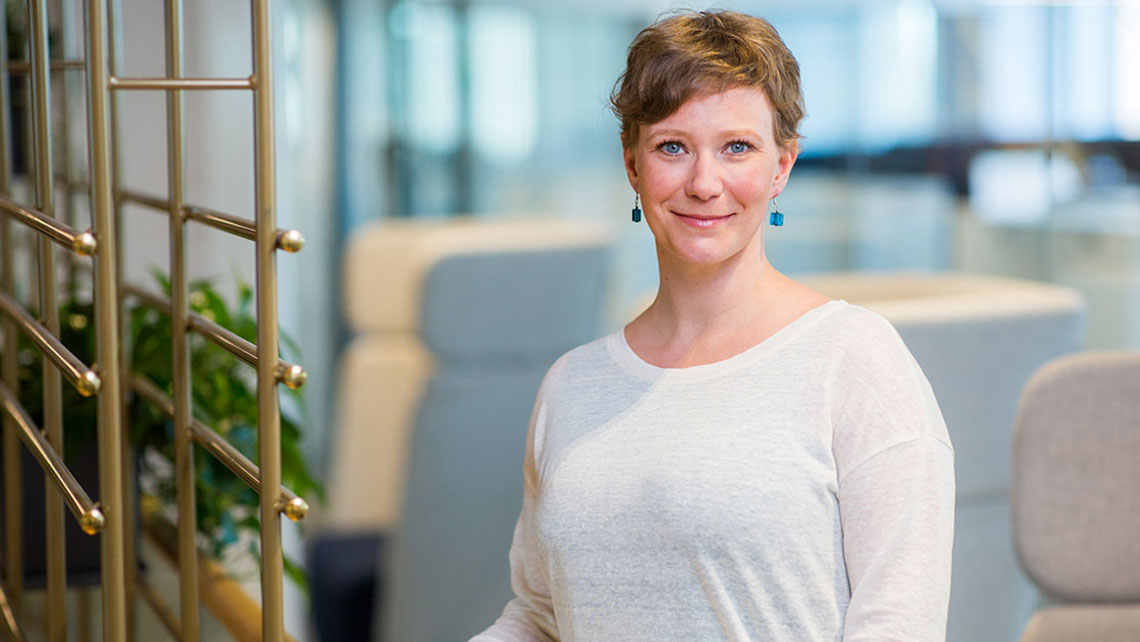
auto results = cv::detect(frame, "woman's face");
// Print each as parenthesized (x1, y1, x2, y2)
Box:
(624, 86, 797, 269)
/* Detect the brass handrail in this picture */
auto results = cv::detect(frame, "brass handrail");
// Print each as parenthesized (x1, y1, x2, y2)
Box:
(188, 316, 307, 390)
(129, 375, 307, 521)
(0, 290, 102, 396)
(184, 206, 305, 253)
(0, 196, 97, 255)
(109, 76, 254, 90)
(119, 189, 303, 252)
(0, 383, 105, 534)
(122, 285, 307, 390)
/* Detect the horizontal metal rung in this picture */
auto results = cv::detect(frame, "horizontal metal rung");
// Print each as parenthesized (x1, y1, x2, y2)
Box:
(184, 206, 304, 253)
(118, 188, 168, 213)
(188, 315, 307, 390)
(0, 383, 105, 535)
(109, 76, 253, 90)
(129, 376, 308, 521)
(136, 573, 181, 639)
(0, 196, 97, 256)
(117, 190, 303, 252)
(2, 59, 85, 73)
(0, 290, 102, 397)
(123, 286, 307, 390)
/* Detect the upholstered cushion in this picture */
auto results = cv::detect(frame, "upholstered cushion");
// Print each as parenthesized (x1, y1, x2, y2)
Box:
(798, 272, 1082, 324)
(379, 366, 543, 642)
(343, 218, 610, 361)
(1018, 605, 1140, 642)
(324, 335, 433, 531)
(1013, 351, 1140, 602)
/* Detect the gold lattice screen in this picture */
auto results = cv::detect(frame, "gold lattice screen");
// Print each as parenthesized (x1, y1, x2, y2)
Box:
(0, 1, 306, 640)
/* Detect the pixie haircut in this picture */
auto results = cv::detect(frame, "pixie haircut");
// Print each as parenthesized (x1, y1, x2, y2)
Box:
(611, 10, 804, 151)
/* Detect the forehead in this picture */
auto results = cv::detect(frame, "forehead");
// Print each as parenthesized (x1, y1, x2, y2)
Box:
(642, 86, 775, 140)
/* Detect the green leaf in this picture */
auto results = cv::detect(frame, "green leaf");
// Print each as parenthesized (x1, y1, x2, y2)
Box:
(1, 270, 327, 594)
(150, 266, 171, 293)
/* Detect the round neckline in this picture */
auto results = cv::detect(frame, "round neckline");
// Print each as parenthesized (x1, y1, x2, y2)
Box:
(608, 299, 847, 381)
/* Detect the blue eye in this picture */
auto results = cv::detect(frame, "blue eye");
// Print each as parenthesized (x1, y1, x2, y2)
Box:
(728, 141, 751, 154)
(659, 141, 684, 155)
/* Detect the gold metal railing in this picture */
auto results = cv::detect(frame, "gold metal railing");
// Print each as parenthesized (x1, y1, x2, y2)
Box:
(0, 0, 305, 640)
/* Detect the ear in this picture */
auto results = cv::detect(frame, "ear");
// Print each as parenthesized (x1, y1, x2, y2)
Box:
(623, 139, 639, 193)
(770, 142, 799, 199)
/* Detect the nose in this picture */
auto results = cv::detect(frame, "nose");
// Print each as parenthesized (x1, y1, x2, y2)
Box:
(685, 152, 723, 201)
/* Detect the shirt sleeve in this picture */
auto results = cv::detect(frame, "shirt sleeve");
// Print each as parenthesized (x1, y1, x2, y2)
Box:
(469, 369, 560, 642)
(468, 490, 559, 642)
(839, 436, 955, 641)
(831, 309, 956, 641)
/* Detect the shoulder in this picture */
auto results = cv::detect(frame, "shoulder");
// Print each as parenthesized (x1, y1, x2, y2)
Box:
(803, 301, 919, 377)
(535, 332, 619, 396)
(819, 303, 953, 462)
(818, 301, 926, 394)
(818, 301, 907, 350)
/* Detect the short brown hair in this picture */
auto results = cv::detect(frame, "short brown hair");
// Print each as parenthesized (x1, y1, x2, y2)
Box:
(611, 10, 804, 151)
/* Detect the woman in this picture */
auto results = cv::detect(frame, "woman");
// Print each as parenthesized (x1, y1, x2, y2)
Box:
(472, 10, 954, 641)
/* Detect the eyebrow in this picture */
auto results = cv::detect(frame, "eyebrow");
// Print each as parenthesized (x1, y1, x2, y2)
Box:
(647, 128, 765, 141)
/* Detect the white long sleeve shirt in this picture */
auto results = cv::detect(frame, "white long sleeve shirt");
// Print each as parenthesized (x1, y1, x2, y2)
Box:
(471, 300, 955, 641)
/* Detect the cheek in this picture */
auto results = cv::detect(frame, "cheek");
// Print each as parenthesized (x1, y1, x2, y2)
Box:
(639, 162, 685, 197)
(726, 166, 771, 202)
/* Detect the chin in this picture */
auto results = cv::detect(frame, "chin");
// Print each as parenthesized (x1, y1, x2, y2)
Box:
(661, 239, 745, 267)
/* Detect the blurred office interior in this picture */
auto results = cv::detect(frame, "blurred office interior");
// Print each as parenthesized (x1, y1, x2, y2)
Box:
(326, 1, 1140, 640)
(328, 2, 1140, 641)
(3, 0, 1138, 640)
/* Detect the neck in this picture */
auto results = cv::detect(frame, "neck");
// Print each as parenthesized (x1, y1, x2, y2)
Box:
(644, 242, 791, 345)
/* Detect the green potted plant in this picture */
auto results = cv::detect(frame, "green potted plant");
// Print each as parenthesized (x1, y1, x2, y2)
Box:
(0, 271, 323, 591)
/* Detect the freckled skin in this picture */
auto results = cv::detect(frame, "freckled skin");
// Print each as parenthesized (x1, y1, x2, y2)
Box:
(623, 86, 797, 272)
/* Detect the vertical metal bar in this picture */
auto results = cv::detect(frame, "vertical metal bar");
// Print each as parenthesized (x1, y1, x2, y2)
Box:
(58, 0, 78, 299)
(84, 0, 128, 638)
(0, 0, 23, 626)
(252, 0, 284, 639)
(165, 0, 200, 639)
(27, 0, 66, 638)
(103, 0, 136, 637)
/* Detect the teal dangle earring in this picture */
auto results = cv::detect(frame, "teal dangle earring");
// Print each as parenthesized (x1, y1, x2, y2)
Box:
(769, 197, 783, 226)
(632, 193, 642, 223)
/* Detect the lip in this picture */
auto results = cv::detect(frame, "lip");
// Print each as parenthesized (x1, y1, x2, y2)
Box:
(673, 211, 735, 228)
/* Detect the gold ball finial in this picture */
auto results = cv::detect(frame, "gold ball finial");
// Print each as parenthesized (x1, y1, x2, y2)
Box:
(80, 508, 105, 535)
(73, 231, 98, 256)
(283, 496, 309, 522)
(76, 370, 102, 397)
(278, 364, 307, 390)
(277, 229, 305, 253)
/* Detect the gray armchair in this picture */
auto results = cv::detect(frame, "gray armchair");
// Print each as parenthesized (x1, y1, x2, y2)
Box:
(313, 217, 612, 642)
(1012, 351, 1140, 642)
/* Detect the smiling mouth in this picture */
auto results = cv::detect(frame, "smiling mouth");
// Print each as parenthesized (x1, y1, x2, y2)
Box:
(674, 211, 734, 228)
